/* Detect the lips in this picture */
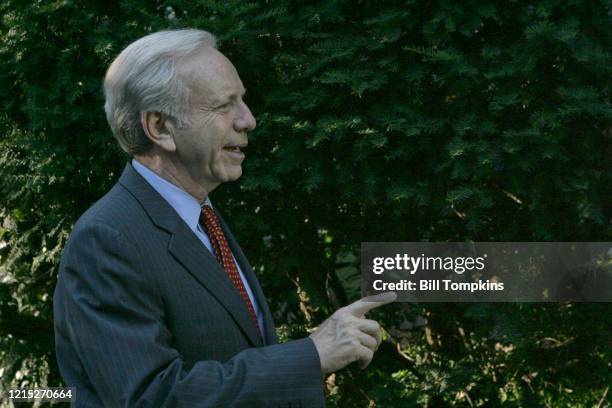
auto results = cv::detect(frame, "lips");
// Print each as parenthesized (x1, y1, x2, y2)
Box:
(222, 143, 247, 152)
(222, 143, 247, 160)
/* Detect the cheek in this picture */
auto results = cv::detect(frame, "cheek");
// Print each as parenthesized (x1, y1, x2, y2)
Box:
(181, 115, 232, 166)
(211, 121, 233, 152)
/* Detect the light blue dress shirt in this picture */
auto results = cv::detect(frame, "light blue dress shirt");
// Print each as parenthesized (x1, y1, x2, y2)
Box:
(132, 159, 264, 337)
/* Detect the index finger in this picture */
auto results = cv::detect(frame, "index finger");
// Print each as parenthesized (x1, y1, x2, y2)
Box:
(344, 292, 397, 317)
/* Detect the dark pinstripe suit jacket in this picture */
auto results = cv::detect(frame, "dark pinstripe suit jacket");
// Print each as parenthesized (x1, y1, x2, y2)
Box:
(53, 163, 325, 407)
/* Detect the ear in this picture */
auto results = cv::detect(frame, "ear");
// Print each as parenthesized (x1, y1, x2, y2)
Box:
(141, 111, 177, 152)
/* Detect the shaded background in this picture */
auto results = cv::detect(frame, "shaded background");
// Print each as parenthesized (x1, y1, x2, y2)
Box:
(1, 0, 610, 406)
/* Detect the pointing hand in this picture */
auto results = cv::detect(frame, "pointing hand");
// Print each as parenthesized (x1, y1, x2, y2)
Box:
(309, 292, 397, 374)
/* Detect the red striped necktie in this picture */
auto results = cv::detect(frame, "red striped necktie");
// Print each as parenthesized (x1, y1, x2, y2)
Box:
(199, 205, 262, 339)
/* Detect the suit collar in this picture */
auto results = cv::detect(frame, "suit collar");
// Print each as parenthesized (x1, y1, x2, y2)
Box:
(118, 162, 180, 233)
(118, 163, 265, 347)
(131, 158, 205, 234)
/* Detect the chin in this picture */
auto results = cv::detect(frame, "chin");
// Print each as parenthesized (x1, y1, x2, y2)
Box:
(224, 167, 243, 182)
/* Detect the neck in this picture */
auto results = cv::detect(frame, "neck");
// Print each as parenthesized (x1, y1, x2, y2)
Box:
(133, 152, 218, 203)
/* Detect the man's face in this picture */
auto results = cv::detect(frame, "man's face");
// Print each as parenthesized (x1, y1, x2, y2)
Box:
(171, 47, 256, 191)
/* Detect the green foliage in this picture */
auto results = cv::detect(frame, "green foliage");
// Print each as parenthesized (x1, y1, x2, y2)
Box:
(1, 0, 610, 406)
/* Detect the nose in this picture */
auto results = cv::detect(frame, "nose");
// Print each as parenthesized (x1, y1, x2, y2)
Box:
(234, 100, 256, 133)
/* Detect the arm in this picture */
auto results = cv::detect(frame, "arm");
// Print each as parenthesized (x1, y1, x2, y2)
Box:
(54, 222, 324, 407)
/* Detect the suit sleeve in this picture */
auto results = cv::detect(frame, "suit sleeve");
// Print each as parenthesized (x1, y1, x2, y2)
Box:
(54, 221, 325, 407)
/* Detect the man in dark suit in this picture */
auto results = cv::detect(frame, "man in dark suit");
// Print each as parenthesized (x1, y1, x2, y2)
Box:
(53, 29, 395, 407)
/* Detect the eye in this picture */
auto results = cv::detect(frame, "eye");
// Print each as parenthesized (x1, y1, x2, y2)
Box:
(217, 101, 232, 111)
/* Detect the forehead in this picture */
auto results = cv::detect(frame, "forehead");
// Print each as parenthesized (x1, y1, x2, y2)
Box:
(178, 47, 244, 105)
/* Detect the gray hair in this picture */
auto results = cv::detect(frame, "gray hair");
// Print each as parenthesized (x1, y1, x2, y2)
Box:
(103, 29, 217, 155)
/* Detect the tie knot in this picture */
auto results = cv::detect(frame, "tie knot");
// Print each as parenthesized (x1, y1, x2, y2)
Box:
(200, 205, 221, 231)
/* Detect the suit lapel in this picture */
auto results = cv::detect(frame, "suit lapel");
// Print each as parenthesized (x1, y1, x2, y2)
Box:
(118, 163, 263, 347)
(167, 223, 263, 347)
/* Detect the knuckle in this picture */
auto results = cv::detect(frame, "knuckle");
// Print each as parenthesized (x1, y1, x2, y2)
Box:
(340, 318, 355, 330)
(365, 319, 380, 330)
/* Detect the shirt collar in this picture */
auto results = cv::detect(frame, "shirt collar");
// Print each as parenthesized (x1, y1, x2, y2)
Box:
(132, 159, 211, 233)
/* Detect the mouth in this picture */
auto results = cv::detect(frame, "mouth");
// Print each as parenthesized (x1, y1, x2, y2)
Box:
(222, 143, 247, 160)
(223, 143, 247, 153)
